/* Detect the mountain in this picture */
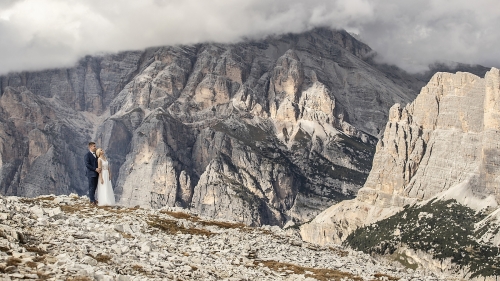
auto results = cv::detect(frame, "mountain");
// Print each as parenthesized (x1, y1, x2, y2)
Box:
(0, 27, 468, 227)
(301, 68, 500, 279)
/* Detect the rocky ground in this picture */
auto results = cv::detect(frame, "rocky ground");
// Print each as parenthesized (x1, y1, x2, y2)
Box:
(0, 194, 459, 281)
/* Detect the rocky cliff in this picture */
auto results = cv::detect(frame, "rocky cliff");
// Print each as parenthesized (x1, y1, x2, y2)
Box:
(0, 28, 446, 227)
(301, 68, 500, 278)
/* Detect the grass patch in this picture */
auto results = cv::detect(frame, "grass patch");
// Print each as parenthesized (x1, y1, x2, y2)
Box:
(116, 230, 134, 239)
(60, 203, 140, 218)
(66, 277, 92, 281)
(24, 245, 48, 255)
(6, 257, 22, 266)
(159, 211, 248, 230)
(95, 254, 112, 263)
(19, 196, 55, 203)
(33, 255, 46, 262)
(131, 264, 149, 275)
(131, 264, 143, 270)
(390, 252, 418, 270)
(199, 220, 247, 229)
(255, 260, 364, 281)
(147, 215, 214, 237)
(329, 247, 349, 257)
(160, 210, 199, 221)
(25, 261, 37, 268)
(98, 205, 141, 214)
(373, 272, 400, 280)
(37, 271, 52, 280)
(60, 203, 90, 214)
(88, 253, 112, 264)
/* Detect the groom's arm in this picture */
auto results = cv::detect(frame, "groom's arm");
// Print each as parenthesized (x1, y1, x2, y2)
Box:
(84, 153, 97, 171)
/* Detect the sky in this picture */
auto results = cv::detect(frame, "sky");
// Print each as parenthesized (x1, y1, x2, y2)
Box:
(0, 0, 499, 74)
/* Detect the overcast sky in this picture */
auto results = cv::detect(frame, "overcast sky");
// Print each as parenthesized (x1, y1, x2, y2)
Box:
(0, 0, 499, 74)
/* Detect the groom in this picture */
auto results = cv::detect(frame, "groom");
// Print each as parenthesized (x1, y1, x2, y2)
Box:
(84, 142, 101, 205)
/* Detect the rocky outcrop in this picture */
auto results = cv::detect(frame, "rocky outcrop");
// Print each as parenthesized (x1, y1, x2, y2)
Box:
(301, 68, 500, 245)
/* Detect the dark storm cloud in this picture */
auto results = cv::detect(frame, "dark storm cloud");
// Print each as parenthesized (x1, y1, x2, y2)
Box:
(0, 0, 498, 74)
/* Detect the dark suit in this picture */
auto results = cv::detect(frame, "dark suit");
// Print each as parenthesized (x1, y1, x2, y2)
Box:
(84, 151, 99, 203)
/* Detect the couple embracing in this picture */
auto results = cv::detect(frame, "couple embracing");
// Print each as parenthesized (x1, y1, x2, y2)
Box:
(84, 142, 115, 206)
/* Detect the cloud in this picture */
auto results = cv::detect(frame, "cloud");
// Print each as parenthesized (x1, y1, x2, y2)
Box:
(0, 0, 498, 74)
(360, 0, 500, 72)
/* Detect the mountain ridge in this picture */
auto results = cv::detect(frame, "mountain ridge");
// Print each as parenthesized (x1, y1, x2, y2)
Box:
(0, 27, 488, 228)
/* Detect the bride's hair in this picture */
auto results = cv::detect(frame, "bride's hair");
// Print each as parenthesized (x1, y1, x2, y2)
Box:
(96, 148, 107, 161)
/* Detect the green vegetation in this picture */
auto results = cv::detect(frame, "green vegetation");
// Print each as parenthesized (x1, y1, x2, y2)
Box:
(389, 252, 418, 270)
(344, 199, 500, 278)
(254, 259, 365, 281)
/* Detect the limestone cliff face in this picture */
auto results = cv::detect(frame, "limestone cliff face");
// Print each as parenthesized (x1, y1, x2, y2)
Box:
(301, 68, 500, 245)
(0, 53, 142, 198)
(0, 86, 92, 197)
(0, 28, 445, 226)
(102, 28, 418, 225)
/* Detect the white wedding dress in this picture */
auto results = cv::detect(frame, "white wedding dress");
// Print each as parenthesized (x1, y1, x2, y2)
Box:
(97, 159, 115, 206)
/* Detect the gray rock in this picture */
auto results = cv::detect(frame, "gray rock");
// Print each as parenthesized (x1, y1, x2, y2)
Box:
(302, 68, 500, 245)
(140, 241, 152, 253)
(82, 255, 98, 266)
(0, 28, 486, 230)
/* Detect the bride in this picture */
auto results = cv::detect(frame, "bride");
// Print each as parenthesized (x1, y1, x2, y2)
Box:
(96, 148, 115, 206)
